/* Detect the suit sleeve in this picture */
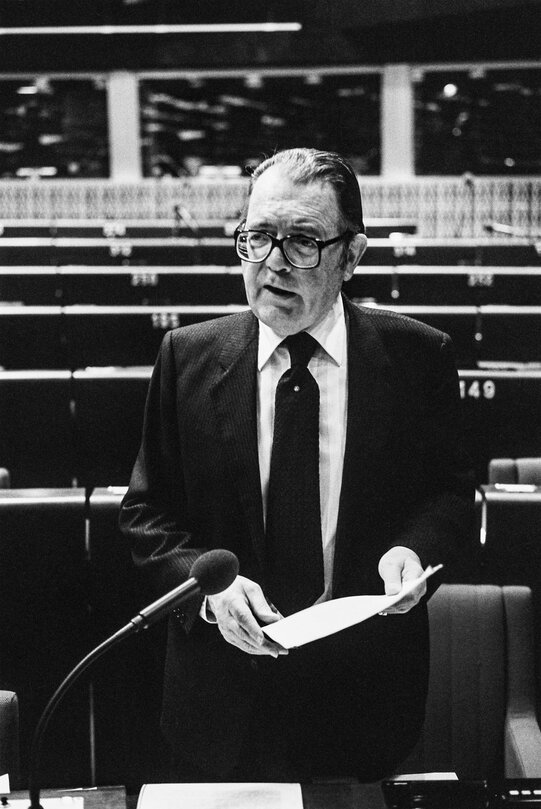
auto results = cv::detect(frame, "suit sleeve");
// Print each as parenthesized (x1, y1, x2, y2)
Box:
(119, 330, 204, 627)
(388, 333, 476, 584)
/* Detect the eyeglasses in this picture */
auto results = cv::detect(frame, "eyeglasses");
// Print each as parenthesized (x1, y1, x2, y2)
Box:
(234, 224, 353, 270)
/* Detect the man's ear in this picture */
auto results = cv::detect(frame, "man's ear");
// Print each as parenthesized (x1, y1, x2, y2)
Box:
(343, 233, 368, 282)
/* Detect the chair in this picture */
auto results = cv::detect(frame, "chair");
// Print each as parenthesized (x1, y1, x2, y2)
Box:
(488, 457, 541, 486)
(0, 690, 19, 784)
(0, 489, 91, 787)
(0, 469, 10, 488)
(396, 584, 541, 779)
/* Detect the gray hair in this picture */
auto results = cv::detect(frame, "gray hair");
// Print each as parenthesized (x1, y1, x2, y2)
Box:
(246, 148, 365, 234)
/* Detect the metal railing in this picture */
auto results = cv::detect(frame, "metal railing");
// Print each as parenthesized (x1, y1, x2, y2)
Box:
(0, 176, 540, 238)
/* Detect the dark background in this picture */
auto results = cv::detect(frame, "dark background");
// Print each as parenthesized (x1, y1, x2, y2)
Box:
(0, 0, 539, 70)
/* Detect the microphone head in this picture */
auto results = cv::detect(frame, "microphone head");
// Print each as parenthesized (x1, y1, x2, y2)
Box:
(190, 549, 239, 595)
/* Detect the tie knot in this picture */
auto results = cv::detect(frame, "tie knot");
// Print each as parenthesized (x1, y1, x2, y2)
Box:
(284, 332, 318, 368)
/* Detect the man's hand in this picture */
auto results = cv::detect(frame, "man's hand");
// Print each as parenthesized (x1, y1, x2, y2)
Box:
(207, 575, 288, 658)
(377, 546, 427, 614)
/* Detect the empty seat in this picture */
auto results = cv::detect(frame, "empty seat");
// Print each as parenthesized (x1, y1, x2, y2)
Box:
(489, 457, 541, 485)
(397, 584, 541, 779)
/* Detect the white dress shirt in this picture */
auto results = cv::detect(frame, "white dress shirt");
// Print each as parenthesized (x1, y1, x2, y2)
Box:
(201, 295, 348, 620)
(257, 295, 348, 603)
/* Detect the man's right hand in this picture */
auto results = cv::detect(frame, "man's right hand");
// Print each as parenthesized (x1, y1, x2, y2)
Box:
(207, 575, 288, 658)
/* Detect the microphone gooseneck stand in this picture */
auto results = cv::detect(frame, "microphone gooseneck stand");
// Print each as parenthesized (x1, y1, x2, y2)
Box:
(28, 622, 135, 809)
(27, 549, 239, 809)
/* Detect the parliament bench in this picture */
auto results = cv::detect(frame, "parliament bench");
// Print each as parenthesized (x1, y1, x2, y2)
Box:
(2, 366, 541, 487)
(0, 489, 90, 787)
(2, 303, 541, 371)
(3, 265, 541, 308)
(0, 216, 417, 240)
(0, 235, 539, 269)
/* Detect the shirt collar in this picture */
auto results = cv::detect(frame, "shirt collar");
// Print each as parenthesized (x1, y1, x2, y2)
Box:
(257, 295, 347, 371)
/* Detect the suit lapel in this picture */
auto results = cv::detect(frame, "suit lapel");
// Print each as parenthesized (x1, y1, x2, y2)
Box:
(333, 298, 395, 591)
(210, 312, 266, 567)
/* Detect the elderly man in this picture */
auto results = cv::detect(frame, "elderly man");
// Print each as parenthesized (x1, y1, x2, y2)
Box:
(119, 148, 475, 782)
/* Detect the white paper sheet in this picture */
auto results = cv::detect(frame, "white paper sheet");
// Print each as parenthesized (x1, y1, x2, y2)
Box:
(0, 774, 9, 793)
(263, 565, 442, 649)
(137, 782, 303, 809)
(391, 772, 458, 781)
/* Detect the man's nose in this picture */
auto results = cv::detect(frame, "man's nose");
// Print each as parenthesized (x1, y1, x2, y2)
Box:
(266, 242, 291, 273)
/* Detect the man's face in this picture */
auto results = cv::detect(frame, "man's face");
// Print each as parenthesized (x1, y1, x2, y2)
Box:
(241, 166, 366, 337)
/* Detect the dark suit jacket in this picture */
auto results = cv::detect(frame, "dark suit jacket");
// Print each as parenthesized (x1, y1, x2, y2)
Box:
(119, 295, 475, 778)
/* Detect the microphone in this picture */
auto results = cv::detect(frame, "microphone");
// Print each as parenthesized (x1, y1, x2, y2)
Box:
(28, 549, 239, 809)
(484, 221, 541, 239)
(129, 548, 239, 631)
(173, 201, 201, 237)
(454, 172, 476, 237)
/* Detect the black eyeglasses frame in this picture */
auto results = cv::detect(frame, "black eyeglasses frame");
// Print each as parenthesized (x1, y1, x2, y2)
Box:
(234, 223, 353, 270)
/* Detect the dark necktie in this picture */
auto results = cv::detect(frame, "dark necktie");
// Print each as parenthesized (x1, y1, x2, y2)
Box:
(265, 331, 324, 616)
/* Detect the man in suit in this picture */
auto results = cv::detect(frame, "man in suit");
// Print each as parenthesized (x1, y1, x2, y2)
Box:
(119, 148, 475, 782)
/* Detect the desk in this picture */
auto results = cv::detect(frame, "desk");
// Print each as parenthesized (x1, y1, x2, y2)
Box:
(9, 783, 387, 809)
(73, 369, 148, 487)
(0, 489, 91, 788)
(0, 372, 73, 487)
(459, 370, 541, 482)
(9, 787, 127, 809)
(302, 781, 387, 809)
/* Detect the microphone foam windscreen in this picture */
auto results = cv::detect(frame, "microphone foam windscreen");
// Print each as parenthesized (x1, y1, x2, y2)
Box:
(191, 549, 239, 595)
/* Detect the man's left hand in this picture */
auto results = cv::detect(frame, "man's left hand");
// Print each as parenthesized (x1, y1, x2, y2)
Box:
(377, 546, 427, 614)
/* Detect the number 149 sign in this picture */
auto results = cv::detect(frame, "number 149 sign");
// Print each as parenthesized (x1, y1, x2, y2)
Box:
(460, 379, 496, 399)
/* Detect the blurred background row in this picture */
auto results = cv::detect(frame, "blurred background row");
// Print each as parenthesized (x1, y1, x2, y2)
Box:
(0, 66, 539, 179)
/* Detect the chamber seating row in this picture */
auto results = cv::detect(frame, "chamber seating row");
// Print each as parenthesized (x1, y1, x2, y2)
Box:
(0, 217, 417, 239)
(1, 486, 540, 789)
(3, 265, 541, 306)
(0, 219, 227, 239)
(0, 236, 539, 266)
(1, 367, 540, 488)
(1, 303, 540, 369)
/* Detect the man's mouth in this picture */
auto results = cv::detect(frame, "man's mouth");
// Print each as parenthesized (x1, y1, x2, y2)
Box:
(264, 284, 296, 299)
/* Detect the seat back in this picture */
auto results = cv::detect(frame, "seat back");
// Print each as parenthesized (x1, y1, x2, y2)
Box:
(489, 457, 541, 486)
(397, 584, 507, 779)
(0, 690, 19, 786)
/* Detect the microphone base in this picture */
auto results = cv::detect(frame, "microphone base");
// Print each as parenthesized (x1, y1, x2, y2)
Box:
(12, 798, 83, 809)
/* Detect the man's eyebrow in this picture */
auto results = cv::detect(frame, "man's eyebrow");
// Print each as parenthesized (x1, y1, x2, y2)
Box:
(289, 221, 323, 236)
(245, 218, 272, 230)
(272, 217, 323, 233)
(246, 218, 324, 236)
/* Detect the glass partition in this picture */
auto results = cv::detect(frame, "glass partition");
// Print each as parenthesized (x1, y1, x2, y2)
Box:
(140, 71, 381, 177)
(415, 67, 541, 175)
(0, 77, 109, 178)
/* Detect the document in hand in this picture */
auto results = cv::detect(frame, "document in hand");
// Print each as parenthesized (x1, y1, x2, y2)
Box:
(263, 564, 442, 649)
(137, 782, 303, 809)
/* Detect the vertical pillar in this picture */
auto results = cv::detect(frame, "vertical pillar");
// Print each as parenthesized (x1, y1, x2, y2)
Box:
(107, 71, 142, 181)
(381, 64, 415, 178)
